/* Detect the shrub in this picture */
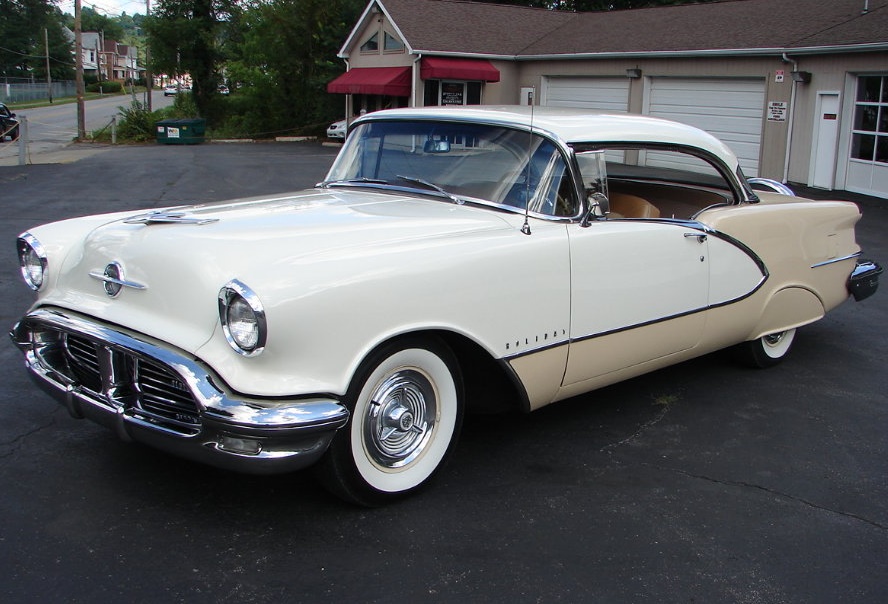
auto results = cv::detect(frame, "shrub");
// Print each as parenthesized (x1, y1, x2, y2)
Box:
(86, 81, 123, 94)
(116, 101, 156, 142)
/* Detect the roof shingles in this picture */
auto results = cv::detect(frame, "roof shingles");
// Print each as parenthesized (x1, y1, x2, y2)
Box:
(378, 0, 888, 57)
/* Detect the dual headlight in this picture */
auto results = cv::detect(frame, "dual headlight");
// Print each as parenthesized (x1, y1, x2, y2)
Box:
(17, 233, 47, 291)
(218, 279, 267, 357)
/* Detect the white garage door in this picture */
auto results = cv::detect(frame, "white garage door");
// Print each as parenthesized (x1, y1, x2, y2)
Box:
(646, 77, 766, 176)
(543, 77, 630, 112)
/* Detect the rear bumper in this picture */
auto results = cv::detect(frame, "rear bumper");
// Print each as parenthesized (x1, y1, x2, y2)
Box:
(849, 259, 882, 302)
(10, 307, 349, 474)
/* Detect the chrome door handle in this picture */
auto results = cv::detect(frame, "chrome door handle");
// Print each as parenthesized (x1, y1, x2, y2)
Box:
(684, 232, 707, 242)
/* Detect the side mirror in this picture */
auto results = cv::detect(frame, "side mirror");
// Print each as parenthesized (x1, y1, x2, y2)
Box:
(588, 191, 609, 215)
(580, 192, 609, 227)
(423, 139, 451, 154)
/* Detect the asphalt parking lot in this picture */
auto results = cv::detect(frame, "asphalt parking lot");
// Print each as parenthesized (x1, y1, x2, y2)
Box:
(1, 142, 886, 603)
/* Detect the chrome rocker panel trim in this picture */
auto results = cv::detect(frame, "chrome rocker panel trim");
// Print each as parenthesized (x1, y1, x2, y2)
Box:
(10, 307, 349, 474)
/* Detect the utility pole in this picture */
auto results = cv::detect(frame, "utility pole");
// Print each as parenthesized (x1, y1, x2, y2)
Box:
(74, 0, 86, 139)
(145, 0, 152, 111)
(44, 28, 52, 103)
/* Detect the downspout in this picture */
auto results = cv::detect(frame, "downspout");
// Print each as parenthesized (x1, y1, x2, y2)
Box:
(782, 53, 798, 184)
(343, 59, 351, 126)
(412, 53, 422, 107)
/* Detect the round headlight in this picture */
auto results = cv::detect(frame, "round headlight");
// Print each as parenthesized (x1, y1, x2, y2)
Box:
(218, 280, 267, 356)
(17, 233, 47, 291)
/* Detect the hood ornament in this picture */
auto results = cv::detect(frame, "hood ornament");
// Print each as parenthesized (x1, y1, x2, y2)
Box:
(124, 210, 218, 225)
(89, 262, 147, 297)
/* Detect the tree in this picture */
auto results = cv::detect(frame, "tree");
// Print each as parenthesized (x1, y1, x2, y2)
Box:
(145, 0, 241, 121)
(223, 0, 364, 134)
(0, 0, 74, 80)
(77, 6, 126, 40)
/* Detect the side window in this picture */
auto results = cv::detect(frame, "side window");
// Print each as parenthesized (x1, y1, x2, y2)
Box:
(576, 146, 736, 220)
(523, 141, 576, 217)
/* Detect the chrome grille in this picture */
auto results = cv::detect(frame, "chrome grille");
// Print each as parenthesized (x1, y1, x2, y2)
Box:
(54, 328, 201, 434)
(135, 358, 201, 430)
(63, 333, 102, 392)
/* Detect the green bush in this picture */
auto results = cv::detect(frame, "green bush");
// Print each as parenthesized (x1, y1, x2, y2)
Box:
(86, 81, 123, 94)
(89, 101, 167, 143)
(116, 101, 156, 142)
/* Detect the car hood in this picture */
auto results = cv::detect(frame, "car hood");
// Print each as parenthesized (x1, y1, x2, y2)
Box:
(38, 188, 517, 353)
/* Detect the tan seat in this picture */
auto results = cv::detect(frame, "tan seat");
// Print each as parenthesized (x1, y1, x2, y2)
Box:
(608, 192, 660, 219)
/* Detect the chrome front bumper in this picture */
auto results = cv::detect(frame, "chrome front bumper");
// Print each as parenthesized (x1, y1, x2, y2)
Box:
(10, 307, 349, 474)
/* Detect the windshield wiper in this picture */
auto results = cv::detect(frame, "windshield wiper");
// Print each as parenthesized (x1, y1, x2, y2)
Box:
(396, 175, 465, 205)
(319, 177, 390, 188)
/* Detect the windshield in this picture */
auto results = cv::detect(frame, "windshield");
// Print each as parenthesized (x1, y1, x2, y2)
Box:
(323, 120, 576, 217)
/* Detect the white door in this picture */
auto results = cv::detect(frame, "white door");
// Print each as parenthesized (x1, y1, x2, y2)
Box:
(564, 220, 709, 384)
(845, 75, 888, 199)
(646, 77, 766, 176)
(542, 77, 630, 112)
(811, 92, 840, 189)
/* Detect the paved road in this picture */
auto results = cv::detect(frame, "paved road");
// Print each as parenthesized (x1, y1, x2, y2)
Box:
(0, 90, 173, 159)
(0, 144, 885, 603)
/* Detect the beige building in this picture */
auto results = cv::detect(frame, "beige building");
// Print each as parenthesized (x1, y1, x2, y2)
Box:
(328, 0, 888, 199)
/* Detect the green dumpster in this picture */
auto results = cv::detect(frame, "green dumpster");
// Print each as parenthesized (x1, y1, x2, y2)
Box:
(156, 118, 206, 145)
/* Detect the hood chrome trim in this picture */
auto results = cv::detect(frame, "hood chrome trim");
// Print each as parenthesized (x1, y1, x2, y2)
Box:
(124, 211, 219, 225)
(89, 262, 147, 296)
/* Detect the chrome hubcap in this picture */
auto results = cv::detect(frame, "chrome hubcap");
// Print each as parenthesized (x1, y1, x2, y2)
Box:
(364, 369, 437, 469)
(764, 332, 786, 347)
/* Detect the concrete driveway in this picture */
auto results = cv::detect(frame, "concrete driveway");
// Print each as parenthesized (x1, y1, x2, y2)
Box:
(1, 142, 885, 603)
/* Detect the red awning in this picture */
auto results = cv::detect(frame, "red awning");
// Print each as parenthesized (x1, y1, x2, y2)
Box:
(326, 67, 411, 96)
(420, 57, 500, 83)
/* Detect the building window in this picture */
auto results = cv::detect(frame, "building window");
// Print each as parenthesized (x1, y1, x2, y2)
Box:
(383, 32, 404, 52)
(424, 81, 482, 106)
(360, 33, 379, 53)
(851, 75, 888, 164)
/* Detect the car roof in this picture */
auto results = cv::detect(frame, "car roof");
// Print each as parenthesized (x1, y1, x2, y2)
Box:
(353, 105, 740, 170)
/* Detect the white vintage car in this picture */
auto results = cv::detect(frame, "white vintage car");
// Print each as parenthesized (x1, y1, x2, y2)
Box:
(11, 106, 881, 505)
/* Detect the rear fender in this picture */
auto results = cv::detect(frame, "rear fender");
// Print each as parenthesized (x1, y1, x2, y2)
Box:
(748, 287, 824, 341)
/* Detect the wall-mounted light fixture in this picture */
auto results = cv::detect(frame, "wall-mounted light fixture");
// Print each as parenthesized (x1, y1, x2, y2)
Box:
(790, 70, 812, 84)
(626, 68, 642, 79)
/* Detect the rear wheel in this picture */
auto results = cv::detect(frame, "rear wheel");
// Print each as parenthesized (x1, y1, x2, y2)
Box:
(735, 328, 797, 368)
(318, 336, 464, 506)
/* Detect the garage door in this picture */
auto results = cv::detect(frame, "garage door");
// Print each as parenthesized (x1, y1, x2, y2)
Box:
(646, 77, 766, 176)
(543, 77, 630, 112)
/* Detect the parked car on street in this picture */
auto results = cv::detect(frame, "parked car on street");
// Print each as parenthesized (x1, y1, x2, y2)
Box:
(326, 118, 348, 140)
(163, 85, 178, 97)
(0, 102, 20, 141)
(10, 106, 882, 505)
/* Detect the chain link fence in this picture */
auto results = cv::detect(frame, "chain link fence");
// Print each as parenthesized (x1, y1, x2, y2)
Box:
(2, 79, 77, 104)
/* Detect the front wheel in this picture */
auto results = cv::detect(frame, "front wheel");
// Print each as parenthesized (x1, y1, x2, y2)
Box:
(734, 328, 797, 368)
(318, 336, 464, 506)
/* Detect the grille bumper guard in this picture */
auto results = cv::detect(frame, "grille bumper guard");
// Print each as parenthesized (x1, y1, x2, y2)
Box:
(10, 307, 349, 474)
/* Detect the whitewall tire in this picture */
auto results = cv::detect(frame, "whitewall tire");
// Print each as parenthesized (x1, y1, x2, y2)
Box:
(735, 328, 797, 368)
(318, 336, 464, 506)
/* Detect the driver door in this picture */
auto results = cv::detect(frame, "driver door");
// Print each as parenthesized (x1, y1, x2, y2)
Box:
(563, 219, 710, 385)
